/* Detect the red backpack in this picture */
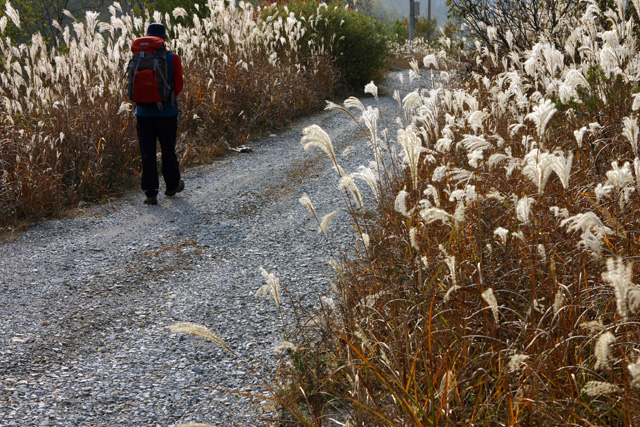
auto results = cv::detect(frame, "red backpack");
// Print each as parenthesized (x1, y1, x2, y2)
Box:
(126, 36, 174, 109)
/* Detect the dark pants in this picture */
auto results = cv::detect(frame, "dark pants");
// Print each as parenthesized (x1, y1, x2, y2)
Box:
(136, 115, 181, 197)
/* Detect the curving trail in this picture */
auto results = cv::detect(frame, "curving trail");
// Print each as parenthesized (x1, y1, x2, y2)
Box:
(0, 72, 422, 426)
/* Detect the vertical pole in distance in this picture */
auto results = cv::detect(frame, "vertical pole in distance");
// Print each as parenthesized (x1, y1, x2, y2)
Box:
(409, 0, 415, 53)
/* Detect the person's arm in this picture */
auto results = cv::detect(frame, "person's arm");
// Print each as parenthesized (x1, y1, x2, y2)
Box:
(173, 54, 183, 96)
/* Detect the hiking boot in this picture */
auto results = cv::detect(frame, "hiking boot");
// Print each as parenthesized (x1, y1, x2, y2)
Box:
(144, 195, 158, 205)
(165, 180, 184, 197)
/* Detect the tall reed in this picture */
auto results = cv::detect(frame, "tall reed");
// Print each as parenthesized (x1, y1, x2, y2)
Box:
(0, 0, 335, 226)
(285, 0, 640, 424)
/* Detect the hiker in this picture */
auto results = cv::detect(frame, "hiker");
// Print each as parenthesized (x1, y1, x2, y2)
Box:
(128, 23, 184, 205)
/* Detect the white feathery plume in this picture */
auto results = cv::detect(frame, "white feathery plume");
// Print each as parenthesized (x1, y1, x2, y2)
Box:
(593, 331, 616, 370)
(361, 106, 380, 146)
(352, 165, 380, 201)
(419, 207, 452, 225)
(338, 175, 364, 209)
(516, 195, 534, 224)
(299, 193, 317, 219)
(444, 252, 456, 285)
(494, 227, 509, 244)
(409, 227, 418, 249)
(403, 90, 423, 115)
(550, 206, 569, 219)
(301, 125, 344, 176)
(361, 233, 370, 249)
(172, 7, 188, 18)
(537, 244, 546, 262)
(343, 96, 366, 113)
(606, 161, 634, 189)
(117, 102, 131, 115)
(622, 117, 639, 154)
(581, 320, 606, 335)
(508, 354, 530, 373)
(397, 127, 424, 190)
(482, 288, 500, 324)
(423, 54, 438, 69)
(582, 381, 621, 396)
(274, 341, 297, 354)
(257, 267, 281, 308)
(563, 69, 589, 90)
(602, 257, 634, 319)
(449, 168, 473, 183)
(364, 81, 378, 101)
(574, 126, 588, 148)
(0, 16, 7, 33)
(560, 211, 613, 256)
(409, 58, 420, 82)
(635, 157, 640, 194)
(633, 93, 640, 111)
(466, 111, 489, 134)
(169, 322, 230, 351)
(5, 1, 20, 27)
(318, 210, 339, 235)
(423, 185, 440, 207)
(628, 356, 640, 388)
(553, 286, 565, 315)
(394, 189, 410, 217)
(525, 99, 557, 140)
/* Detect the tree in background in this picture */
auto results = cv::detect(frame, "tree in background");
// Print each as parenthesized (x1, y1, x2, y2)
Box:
(393, 15, 438, 41)
(446, 0, 587, 50)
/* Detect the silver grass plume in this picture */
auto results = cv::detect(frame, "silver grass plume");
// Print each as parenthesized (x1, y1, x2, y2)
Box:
(560, 212, 613, 256)
(516, 195, 535, 224)
(169, 322, 231, 352)
(482, 288, 500, 324)
(397, 127, 424, 190)
(628, 356, 640, 388)
(508, 354, 530, 373)
(635, 158, 640, 196)
(353, 165, 380, 201)
(274, 341, 297, 354)
(494, 227, 509, 244)
(525, 99, 557, 140)
(338, 175, 364, 209)
(299, 193, 318, 221)
(318, 210, 339, 235)
(5, 1, 20, 27)
(257, 267, 281, 308)
(593, 331, 616, 370)
(522, 148, 573, 195)
(394, 189, 411, 217)
(602, 257, 634, 319)
(364, 81, 378, 101)
(574, 126, 588, 148)
(301, 125, 344, 176)
(581, 381, 621, 396)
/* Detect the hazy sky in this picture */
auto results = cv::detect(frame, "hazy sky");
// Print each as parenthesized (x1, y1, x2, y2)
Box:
(372, 0, 449, 22)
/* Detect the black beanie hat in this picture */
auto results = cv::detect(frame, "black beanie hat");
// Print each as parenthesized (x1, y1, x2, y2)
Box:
(146, 23, 168, 39)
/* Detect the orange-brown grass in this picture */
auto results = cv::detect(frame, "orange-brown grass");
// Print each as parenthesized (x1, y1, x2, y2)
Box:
(278, 54, 640, 425)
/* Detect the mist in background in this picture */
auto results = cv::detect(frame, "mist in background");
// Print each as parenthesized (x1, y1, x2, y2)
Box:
(368, 0, 449, 23)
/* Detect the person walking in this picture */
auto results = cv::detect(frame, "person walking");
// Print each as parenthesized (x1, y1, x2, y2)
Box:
(132, 23, 184, 205)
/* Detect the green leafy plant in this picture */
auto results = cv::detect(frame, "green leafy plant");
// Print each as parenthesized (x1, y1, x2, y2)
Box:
(263, 0, 394, 92)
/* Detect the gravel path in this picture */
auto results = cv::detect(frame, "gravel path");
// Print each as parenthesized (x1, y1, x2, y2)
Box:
(0, 72, 426, 426)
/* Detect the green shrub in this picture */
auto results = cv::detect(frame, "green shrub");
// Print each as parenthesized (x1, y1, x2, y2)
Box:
(264, 0, 393, 91)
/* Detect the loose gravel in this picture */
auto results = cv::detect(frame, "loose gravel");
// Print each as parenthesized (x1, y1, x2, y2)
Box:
(0, 71, 431, 426)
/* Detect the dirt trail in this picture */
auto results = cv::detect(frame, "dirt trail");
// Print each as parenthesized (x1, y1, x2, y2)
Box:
(0, 72, 418, 426)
